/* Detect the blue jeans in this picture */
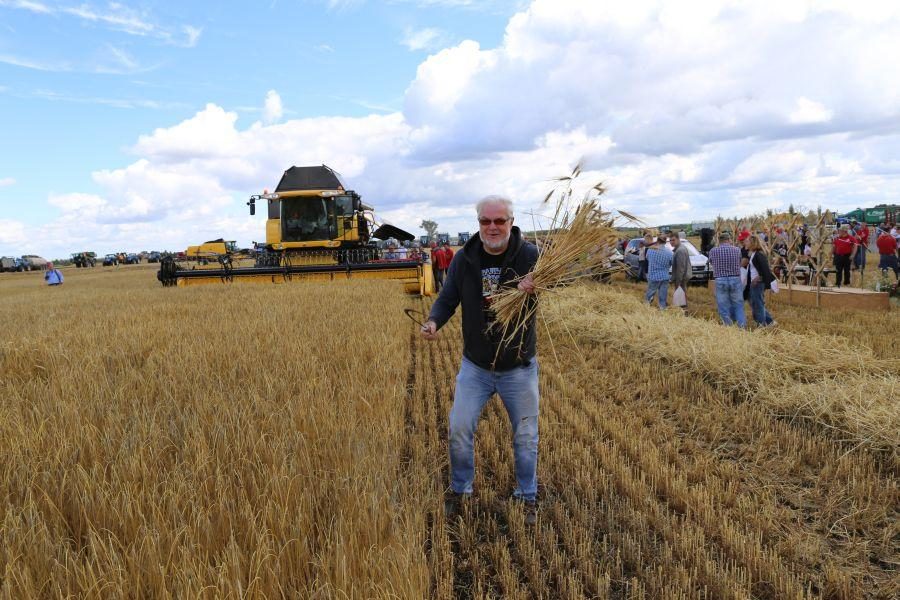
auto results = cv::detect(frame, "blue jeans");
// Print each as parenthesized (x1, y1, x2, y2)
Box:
(714, 276, 746, 327)
(645, 279, 669, 308)
(748, 281, 774, 326)
(449, 357, 539, 501)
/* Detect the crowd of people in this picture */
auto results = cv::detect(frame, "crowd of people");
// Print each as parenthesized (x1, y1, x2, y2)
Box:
(701, 220, 900, 288)
(642, 219, 900, 328)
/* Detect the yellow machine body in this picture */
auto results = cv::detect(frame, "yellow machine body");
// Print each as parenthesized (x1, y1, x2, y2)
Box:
(173, 261, 434, 295)
(159, 166, 433, 295)
(185, 240, 237, 261)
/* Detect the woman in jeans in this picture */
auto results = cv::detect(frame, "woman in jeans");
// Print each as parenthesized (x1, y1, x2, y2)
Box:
(744, 235, 777, 327)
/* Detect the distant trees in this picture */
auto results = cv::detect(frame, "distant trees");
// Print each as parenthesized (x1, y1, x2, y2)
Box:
(420, 220, 438, 240)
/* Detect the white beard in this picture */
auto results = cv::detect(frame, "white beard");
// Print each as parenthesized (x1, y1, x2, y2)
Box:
(483, 233, 510, 252)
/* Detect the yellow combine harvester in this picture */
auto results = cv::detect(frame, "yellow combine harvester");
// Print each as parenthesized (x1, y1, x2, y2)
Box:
(158, 165, 433, 295)
(184, 239, 237, 263)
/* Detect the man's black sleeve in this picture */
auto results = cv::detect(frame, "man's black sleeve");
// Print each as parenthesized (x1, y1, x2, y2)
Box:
(427, 252, 463, 330)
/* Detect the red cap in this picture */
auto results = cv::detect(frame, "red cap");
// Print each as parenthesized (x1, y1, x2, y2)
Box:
(737, 230, 750, 241)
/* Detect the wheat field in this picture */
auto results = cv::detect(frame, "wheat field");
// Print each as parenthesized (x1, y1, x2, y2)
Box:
(1, 265, 897, 599)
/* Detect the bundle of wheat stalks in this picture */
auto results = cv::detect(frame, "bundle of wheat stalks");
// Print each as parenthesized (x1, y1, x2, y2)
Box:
(489, 163, 635, 348)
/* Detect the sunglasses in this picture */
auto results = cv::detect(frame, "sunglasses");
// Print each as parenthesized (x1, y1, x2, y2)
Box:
(478, 217, 511, 226)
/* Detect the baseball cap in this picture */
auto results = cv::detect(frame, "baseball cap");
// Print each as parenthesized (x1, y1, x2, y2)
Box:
(737, 230, 751, 242)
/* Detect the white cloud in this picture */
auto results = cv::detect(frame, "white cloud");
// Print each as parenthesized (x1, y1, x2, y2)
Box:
(789, 97, 834, 124)
(325, 0, 364, 10)
(182, 25, 203, 48)
(61, 3, 156, 36)
(133, 104, 243, 161)
(9, 0, 900, 257)
(355, 0, 522, 10)
(401, 27, 445, 51)
(404, 0, 900, 160)
(87, 43, 154, 74)
(0, 53, 70, 71)
(0, 219, 27, 247)
(0, 177, 15, 187)
(0, 1, 201, 45)
(263, 90, 284, 124)
(0, 1, 51, 14)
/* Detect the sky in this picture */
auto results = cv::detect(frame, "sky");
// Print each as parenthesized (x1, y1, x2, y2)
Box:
(2, 0, 900, 258)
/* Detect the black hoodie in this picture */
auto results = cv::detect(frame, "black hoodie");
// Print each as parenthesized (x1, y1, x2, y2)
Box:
(427, 226, 539, 370)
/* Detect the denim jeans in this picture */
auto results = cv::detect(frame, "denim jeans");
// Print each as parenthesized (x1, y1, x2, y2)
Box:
(645, 279, 669, 309)
(748, 281, 774, 326)
(714, 276, 746, 327)
(449, 357, 539, 501)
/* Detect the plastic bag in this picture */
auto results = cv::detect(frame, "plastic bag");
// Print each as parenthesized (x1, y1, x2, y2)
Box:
(673, 286, 687, 307)
(770, 279, 779, 294)
(740, 266, 748, 287)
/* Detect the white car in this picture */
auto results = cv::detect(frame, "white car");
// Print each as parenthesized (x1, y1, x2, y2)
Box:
(623, 238, 712, 283)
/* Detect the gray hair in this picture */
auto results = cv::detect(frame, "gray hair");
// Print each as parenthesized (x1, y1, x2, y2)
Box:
(718, 232, 732, 242)
(475, 195, 514, 220)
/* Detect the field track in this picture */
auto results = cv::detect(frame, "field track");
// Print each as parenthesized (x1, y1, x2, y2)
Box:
(0, 265, 897, 598)
(407, 283, 898, 599)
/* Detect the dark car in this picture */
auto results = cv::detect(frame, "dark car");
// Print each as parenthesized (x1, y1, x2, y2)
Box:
(147, 251, 161, 263)
(103, 254, 118, 266)
(623, 237, 711, 283)
(125, 253, 141, 264)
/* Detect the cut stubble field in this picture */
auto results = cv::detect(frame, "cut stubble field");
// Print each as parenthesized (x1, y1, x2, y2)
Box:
(0, 265, 897, 599)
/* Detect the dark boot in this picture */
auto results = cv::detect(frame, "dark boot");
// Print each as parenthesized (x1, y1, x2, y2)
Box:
(510, 496, 537, 526)
(444, 492, 470, 519)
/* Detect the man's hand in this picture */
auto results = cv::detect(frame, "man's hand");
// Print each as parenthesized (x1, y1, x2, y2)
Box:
(518, 272, 536, 294)
(421, 320, 439, 341)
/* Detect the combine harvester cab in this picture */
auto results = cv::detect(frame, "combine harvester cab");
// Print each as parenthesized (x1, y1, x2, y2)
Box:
(158, 165, 434, 295)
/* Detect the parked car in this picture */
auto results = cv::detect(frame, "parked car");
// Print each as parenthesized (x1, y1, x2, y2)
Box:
(623, 238, 712, 283)
(103, 253, 119, 266)
(125, 253, 141, 264)
(147, 251, 161, 263)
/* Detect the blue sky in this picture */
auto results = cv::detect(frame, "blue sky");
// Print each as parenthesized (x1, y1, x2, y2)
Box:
(3, 0, 900, 257)
(1, 0, 516, 225)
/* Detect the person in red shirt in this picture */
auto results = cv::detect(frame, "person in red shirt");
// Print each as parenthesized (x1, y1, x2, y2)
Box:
(832, 226, 858, 287)
(431, 244, 445, 289)
(852, 220, 869, 271)
(876, 229, 899, 280)
(431, 241, 455, 291)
